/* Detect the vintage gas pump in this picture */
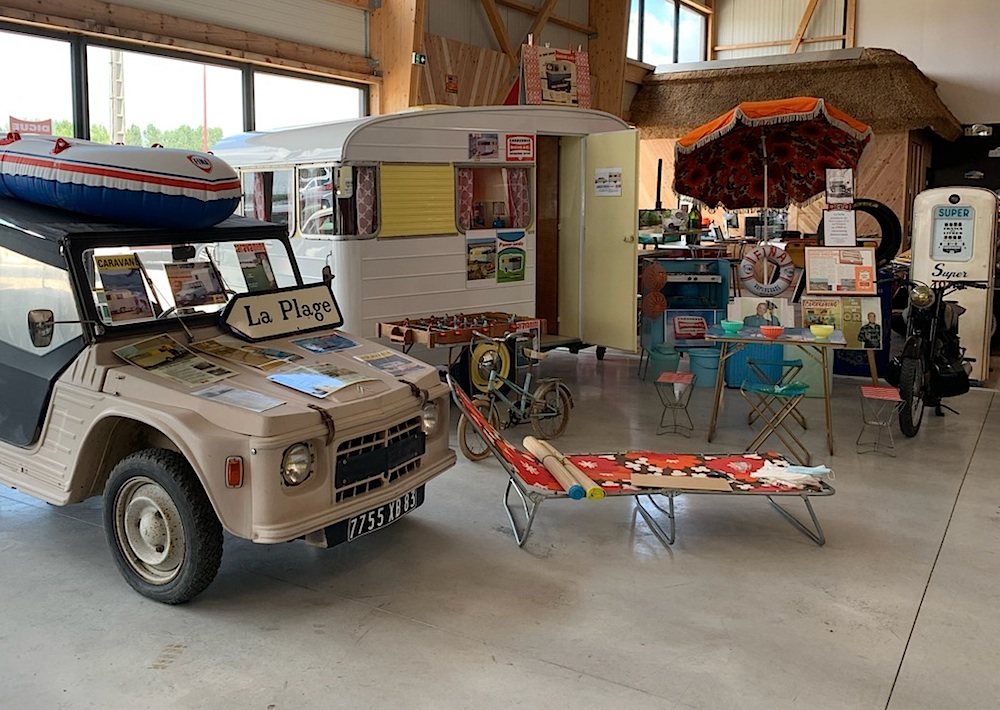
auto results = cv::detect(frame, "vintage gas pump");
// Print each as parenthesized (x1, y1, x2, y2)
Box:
(910, 187, 998, 382)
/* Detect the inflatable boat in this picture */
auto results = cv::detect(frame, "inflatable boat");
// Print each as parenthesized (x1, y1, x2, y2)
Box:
(0, 133, 242, 229)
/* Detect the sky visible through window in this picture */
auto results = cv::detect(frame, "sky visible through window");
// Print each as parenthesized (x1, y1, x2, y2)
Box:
(628, 0, 707, 67)
(1, 29, 365, 149)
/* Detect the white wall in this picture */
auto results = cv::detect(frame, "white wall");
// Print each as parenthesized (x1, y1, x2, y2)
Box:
(857, 0, 1000, 123)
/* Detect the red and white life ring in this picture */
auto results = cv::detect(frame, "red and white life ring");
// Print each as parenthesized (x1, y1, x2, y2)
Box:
(738, 244, 795, 297)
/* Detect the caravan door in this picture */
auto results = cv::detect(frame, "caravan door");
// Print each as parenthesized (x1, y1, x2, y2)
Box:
(582, 129, 639, 352)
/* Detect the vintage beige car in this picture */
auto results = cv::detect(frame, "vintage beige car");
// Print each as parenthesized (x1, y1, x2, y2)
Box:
(0, 196, 455, 603)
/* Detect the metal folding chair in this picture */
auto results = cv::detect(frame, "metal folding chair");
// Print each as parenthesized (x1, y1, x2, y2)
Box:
(654, 371, 696, 436)
(747, 357, 806, 429)
(740, 379, 811, 464)
(856, 385, 904, 456)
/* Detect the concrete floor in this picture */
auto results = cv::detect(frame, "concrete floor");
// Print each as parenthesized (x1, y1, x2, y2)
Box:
(1, 349, 997, 710)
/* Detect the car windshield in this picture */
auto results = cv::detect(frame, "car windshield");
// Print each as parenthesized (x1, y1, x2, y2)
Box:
(83, 237, 297, 327)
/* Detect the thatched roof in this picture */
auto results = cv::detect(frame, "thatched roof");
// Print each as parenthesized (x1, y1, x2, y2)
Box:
(630, 48, 962, 141)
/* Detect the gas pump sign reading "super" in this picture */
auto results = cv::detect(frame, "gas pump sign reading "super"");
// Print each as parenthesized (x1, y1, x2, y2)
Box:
(931, 204, 975, 262)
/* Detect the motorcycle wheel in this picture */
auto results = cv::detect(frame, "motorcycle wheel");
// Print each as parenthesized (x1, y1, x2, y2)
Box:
(898, 357, 926, 437)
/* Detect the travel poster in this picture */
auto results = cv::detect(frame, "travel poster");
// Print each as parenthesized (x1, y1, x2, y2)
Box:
(235, 242, 278, 291)
(164, 262, 226, 307)
(94, 254, 153, 322)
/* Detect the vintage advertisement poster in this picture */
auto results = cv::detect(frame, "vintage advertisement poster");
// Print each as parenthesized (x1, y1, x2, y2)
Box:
(292, 333, 359, 354)
(235, 242, 278, 291)
(114, 334, 236, 386)
(468, 132, 499, 161)
(520, 44, 591, 108)
(496, 229, 526, 284)
(730, 297, 789, 327)
(94, 254, 153, 322)
(163, 262, 226, 307)
(594, 167, 623, 197)
(800, 297, 842, 328)
(825, 168, 855, 204)
(804, 247, 877, 295)
(191, 337, 286, 371)
(841, 296, 884, 350)
(466, 231, 497, 284)
(505, 134, 535, 162)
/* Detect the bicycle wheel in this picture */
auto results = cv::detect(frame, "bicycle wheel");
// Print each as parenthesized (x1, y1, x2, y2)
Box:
(530, 383, 571, 439)
(457, 399, 500, 461)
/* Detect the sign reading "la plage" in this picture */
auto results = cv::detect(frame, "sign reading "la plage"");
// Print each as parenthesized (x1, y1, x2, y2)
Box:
(222, 283, 344, 341)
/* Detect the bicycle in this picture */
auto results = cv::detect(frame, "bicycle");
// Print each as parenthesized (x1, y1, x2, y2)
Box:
(457, 330, 573, 461)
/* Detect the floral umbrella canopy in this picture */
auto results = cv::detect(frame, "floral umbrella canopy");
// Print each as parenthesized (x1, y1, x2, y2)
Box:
(674, 96, 873, 211)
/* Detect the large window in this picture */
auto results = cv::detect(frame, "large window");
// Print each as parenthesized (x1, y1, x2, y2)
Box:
(0, 25, 367, 150)
(628, 0, 708, 66)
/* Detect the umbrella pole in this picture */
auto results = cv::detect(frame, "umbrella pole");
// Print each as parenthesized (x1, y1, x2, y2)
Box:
(761, 135, 772, 282)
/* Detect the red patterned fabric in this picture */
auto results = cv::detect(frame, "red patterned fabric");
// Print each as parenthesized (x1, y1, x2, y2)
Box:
(457, 168, 474, 231)
(449, 377, 819, 497)
(355, 166, 377, 235)
(674, 97, 872, 210)
(505, 168, 530, 228)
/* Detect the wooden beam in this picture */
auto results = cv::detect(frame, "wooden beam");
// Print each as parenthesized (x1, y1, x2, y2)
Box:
(679, 0, 713, 14)
(495, 0, 595, 36)
(0, 0, 375, 79)
(624, 59, 653, 85)
(788, 0, 821, 54)
(481, 0, 519, 66)
(322, 0, 371, 10)
(844, 0, 857, 48)
(369, 0, 423, 113)
(716, 34, 845, 53)
(587, 0, 629, 116)
(525, 0, 560, 46)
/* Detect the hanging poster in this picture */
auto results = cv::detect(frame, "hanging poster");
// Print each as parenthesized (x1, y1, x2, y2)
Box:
(496, 229, 526, 283)
(825, 168, 855, 204)
(164, 262, 227, 308)
(594, 167, 623, 197)
(235, 242, 278, 291)
(468, 133, 499, 161)
(804, 247, 877, 296)
(520, 44, 591, 108)
(505, 134, 535, 162)
(730, 297, 789, 327)
(94, 254, 153, 322)
(800, 297, 842, 328)
(466, 231, 497, 284)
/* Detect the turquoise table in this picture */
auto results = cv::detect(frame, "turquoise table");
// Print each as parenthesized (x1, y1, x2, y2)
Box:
(705, 326, 847, 457)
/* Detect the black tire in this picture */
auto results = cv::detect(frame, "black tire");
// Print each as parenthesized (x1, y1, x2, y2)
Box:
(817, 198, 902, 267)
(898, 357, 926, 437)
(530, 383, 572, 439)
(103, 449, 223, 604)
(457, 399, 499, 461)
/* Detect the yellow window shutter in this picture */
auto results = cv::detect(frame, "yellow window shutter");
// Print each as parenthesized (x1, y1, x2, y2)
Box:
(378, 164, 457, 237)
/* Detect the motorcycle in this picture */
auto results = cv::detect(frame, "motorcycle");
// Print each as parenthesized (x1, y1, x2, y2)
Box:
(886, 278, 988, 436)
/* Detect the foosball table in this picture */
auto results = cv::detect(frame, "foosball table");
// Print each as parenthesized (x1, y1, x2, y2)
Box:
(377, 312, 545, 352)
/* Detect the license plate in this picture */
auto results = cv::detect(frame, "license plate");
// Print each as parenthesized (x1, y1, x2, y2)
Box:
(323, 486, 425, 546)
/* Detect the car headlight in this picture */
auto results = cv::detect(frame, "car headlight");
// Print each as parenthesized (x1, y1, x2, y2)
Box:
(420, 400, 440, 435)
(909, 284, 936, 309)
(280, 443, 313, 486)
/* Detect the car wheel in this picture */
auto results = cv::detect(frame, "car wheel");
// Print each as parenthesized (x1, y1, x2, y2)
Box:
(103, 449, 223, 604)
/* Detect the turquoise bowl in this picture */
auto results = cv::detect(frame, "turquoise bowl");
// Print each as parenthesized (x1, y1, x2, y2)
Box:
(720, 319, 742, 334)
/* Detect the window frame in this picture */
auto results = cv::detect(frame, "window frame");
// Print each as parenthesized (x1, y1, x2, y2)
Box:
(629, 0, 709, 66)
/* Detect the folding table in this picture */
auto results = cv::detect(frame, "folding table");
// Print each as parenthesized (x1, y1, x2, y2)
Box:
(706, 326, 846, 456)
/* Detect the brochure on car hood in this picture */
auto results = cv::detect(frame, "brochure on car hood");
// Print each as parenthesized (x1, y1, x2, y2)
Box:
(114, 334, 237, 386)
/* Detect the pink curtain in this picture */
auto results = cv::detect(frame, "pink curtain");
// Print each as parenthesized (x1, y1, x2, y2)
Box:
(457, 168, 474, 231)
(506, 168, 529, 228)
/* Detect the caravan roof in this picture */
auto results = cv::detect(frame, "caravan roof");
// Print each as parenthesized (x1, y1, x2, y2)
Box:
(213, 105, 630, 168)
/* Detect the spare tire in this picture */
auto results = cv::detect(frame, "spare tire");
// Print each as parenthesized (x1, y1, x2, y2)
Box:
(817, 198, 902, 267)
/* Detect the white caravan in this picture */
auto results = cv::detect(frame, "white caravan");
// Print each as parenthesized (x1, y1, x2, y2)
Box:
(213, 105, 640, 357)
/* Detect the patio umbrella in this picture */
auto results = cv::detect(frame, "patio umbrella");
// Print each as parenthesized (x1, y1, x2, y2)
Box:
(674, 96, 873, 213)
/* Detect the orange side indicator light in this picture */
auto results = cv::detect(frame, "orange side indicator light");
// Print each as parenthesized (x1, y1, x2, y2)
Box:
(226, 456, 244, 488)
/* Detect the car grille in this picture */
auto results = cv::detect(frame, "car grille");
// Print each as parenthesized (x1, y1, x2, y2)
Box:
(334, 416, 425, 502)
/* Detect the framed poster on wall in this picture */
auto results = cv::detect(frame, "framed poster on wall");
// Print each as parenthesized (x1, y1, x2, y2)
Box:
(804, 247, 877, 296)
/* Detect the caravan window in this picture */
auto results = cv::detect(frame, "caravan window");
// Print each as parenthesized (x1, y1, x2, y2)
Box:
(456, 166, 532, 232)
(239, 170, 293, 235)
(297, 165, 379, 238)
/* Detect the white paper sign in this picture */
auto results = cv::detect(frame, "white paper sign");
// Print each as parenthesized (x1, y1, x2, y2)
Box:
(823, 209, 857, 247)
(223, 284, 344, 342)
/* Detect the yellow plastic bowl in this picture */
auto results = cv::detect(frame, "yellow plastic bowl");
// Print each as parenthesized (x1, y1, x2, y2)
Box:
(810, 324, 834, 340)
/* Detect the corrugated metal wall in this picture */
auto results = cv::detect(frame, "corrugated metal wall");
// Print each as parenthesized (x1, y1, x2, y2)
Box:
(715, 0, 845, 59)
(112, 0, 368, 57)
